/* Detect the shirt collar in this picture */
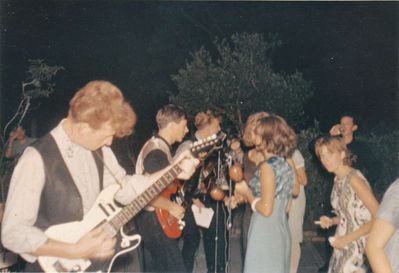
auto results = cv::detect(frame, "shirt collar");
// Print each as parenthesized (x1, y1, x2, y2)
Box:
(51, 119, 86, 158)
(194, 131, 204, 141)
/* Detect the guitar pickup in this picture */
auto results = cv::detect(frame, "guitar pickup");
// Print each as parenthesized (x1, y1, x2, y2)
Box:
(98, 203, 116, 216)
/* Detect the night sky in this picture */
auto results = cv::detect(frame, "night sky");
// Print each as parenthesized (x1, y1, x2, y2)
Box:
(1, 1, 398, 144)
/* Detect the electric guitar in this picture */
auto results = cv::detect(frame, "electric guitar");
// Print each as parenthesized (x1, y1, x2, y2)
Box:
(155, 179, 186, 239)
(38, 132, 225, 273)
(155, 132, 226, 239)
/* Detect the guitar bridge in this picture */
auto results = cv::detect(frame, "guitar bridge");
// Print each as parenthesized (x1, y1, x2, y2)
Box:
(52, 259, 89, 273)
(53, 260, 68, 272)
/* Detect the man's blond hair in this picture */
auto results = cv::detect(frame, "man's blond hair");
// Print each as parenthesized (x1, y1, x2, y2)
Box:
(69, 80, 137, 137)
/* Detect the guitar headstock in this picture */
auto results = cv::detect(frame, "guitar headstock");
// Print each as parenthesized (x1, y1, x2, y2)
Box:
(190, 132, 226, 160)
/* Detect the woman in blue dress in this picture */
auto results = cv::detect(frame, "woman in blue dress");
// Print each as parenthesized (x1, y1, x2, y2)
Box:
(235, 114, 297, 273)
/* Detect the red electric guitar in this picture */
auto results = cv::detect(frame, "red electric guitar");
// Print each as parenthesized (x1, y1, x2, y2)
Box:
(155, 179, 186, 238)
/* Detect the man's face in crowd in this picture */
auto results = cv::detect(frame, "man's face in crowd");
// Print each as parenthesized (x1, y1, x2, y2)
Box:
(339, 116, 357, 137)
(173, 118, 189, 143)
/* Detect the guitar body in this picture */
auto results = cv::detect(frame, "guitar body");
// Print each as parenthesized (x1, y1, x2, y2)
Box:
(38, 184, 126, 273)
(155, 181, 183, 239)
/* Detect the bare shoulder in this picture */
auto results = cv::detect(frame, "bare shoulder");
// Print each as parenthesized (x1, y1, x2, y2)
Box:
(349, 172, 371, 192)
(259, 161, 274, 175)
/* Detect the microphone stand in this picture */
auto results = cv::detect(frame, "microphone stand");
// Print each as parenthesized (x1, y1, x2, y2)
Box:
(225, 152, 233, 273)
(213, 150, 221, 273)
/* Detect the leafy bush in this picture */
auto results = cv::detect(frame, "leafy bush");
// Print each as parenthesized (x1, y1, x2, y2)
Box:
(362, 131, 399, 198)
(0, 59, 63, 202)
(170, 32, 313, 135)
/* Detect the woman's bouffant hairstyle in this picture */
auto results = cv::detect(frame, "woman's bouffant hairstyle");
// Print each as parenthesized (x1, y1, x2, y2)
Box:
(243, 111, 270, 146)
(69, 80, 137, 138)
(315, 135, 352, 166)
(156, 104, 187, 129)
(194, 110, 222, 130)
(254, 114, 297, 158)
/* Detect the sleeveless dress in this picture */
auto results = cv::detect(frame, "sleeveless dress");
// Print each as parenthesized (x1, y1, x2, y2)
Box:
(328, 169, 372, 273)
(244, 156, 295, 273)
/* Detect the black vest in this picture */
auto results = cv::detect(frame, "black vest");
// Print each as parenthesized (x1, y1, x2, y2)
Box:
(32, 134, 103, 230)
(24, 134, 103, 272)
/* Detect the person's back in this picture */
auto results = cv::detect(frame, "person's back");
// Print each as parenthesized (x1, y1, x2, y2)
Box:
(234, 114, 297, 273)
(245, 156, 294, 273)
(250, 157, 293, 220)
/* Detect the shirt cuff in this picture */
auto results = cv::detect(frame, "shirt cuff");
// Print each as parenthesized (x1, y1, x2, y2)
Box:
(21, 230, 49, 263)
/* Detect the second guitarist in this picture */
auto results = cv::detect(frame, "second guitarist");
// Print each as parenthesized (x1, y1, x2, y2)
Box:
(135, 104, 189, 273)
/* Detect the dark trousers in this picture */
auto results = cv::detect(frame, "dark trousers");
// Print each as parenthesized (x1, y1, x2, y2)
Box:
(136, 210, 186, 273)
(182, 205, 201, 273)
(182, 199, 229, 273)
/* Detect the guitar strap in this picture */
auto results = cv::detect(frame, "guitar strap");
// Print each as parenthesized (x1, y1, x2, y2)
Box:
(135, 135, 172, 175)
(93, 149, 104, 191)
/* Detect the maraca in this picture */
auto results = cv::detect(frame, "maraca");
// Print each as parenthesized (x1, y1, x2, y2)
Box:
(229, 164, 243, 182)
(209, 186, 225, 201)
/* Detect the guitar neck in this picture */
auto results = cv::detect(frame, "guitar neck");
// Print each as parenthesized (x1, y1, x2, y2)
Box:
(104, 163, 183, 236)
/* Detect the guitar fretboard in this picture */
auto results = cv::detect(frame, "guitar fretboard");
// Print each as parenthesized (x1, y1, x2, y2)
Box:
(105, 164, 183, 235)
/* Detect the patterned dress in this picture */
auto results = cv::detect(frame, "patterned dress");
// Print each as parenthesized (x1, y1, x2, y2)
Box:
(328, 169, 372, 273)
(244, 156, 294, 273)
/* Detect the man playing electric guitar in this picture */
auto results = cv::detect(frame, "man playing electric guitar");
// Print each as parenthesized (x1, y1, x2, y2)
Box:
(135, 104, 190, 273)
(1, 81, 199, 273)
